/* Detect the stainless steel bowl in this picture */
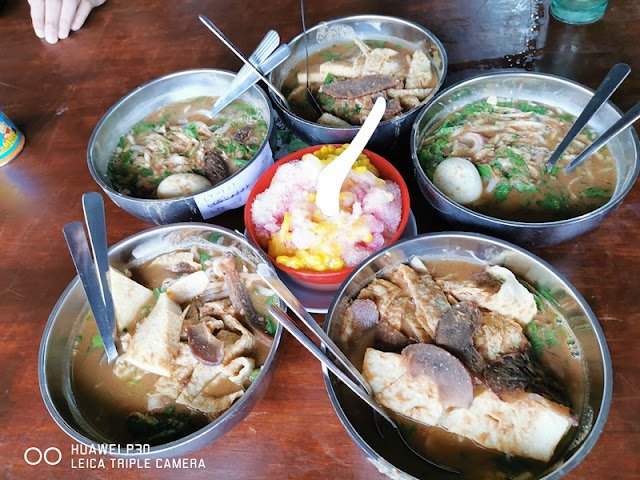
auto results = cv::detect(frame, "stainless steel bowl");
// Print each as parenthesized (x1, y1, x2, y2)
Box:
(323, 232, 612, 479)
(410, 71, 640, 247)
(39, 223, 283, 458)
(88, 69, 276, 224)
(269, 15, 447, 151)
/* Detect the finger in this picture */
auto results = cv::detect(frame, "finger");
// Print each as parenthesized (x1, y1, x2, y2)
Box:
(44, 0, 63, 44)
(58, 0, 78, 40)
(71, 0, 93, 31)
(29, 0, 46, 38)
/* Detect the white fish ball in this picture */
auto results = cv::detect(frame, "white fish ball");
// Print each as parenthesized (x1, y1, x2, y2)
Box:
(156, 173, 212, 199)
(433, 157, 483, 205)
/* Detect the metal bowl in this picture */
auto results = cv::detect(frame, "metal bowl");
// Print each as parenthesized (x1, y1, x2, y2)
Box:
(39, 223, 283, 458)
(88, 69, 276, 224)
(269, 15, 447, 151)
(410, 71, 640, 247)
(323, 232, 612, 479)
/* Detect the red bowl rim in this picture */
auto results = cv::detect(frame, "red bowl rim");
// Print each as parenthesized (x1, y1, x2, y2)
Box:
(244, 144, 411, 285)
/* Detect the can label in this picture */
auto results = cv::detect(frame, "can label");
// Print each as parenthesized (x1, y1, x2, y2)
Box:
(0, 112, 25, 167)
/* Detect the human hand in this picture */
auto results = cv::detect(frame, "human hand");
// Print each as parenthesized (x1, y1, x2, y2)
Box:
(28, 0, 107, 44)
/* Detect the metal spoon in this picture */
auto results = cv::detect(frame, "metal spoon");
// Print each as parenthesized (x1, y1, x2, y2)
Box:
(564, 101, 640, 174)
(63, 194, 119, 363)
(315, 96, 386, 217)
(300, 0, 324, 118)
(267, 304, 458, 474)
(198, 15, 291, 110)
(546, 63, 630, 170)
(210, 30, 280, 118)
(210, 44, 290, 119)
(257, 263, 371, 394)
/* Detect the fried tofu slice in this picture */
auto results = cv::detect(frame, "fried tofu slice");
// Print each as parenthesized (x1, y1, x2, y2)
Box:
(147, 251, 200, 273)
(149, 343, 199, 399)
(318, 57, 364, 79)
(360, 278, 430, 343)
(362, 348, 572, 462)
(362, 48, 402, 77)
(108, 267, 154, 333)
(317, 113, 352, 127)
(166, 270, 209, 304)
(474, 312, 527, 362)
(176, 356, 254, 416)
(436, 266, 537, 326)
(122, 293, 183, 377)
(405, 49, 433, 89)
(385, 264, 451, 340)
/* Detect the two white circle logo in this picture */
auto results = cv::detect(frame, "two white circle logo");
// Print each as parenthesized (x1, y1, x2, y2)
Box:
(24, 447, 62, 466)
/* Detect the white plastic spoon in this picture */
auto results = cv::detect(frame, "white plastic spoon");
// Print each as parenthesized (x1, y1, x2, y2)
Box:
(315, 96, 386, 217)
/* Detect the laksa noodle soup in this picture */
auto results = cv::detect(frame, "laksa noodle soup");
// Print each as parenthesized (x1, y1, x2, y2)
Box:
(418, 97, 617, 222)
(251, 145, 402, 272)
(71, 233, 277, 445)
(338, 257, 584, 478)
(108, 96, 268, 199)
(282, 37, 442, 126)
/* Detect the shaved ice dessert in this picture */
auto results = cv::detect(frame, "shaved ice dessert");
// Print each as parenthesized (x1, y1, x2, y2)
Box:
(251, 145, 403, 272)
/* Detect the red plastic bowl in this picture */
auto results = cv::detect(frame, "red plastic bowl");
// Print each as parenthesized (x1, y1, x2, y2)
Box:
(244, 145, 410, 290)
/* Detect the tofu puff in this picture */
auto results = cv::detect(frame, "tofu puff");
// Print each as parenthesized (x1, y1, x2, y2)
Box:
(340, 259, 581, 472)
(71, 245, 277, 446)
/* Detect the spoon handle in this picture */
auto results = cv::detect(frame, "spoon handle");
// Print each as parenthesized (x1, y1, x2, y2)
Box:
(257, 264, 372, 394)
(198, 15, 290, 108)
(564, 101, 640, 174)
(547, 63, 630, 170)
(82, 192, 117, 337)
(210, 30, 280, 117)
(268, 304, 393, 422)
(211, 44, 290, 118)
(315, 96, 387, 216)
(63, 222, 119, 363)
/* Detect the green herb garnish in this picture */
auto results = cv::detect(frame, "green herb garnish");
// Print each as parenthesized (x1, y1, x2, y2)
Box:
(477, 164, 492, 178)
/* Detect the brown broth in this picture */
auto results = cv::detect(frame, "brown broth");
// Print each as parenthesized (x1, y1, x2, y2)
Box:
(419, 100, 617, 222)
(338, 259, 585, 479)
(71, 245, 275, 445)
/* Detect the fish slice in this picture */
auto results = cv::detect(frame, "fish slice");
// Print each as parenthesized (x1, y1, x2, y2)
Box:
(315, 96, 386, 217)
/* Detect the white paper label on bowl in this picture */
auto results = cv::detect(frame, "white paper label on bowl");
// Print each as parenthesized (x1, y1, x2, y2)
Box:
(193, 143, 274, 219)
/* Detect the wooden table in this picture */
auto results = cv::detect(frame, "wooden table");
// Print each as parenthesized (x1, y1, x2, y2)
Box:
(1, 0, 638, 478)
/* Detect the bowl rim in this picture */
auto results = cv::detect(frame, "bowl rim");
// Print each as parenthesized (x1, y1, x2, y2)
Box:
(410, 70, 640, 227)
(87, 68, 275, 205)
(322, 230, 613, 479)
(268, 14, 448, 130)
(38, 222, 284, 457)
(243, 144, 411, 284)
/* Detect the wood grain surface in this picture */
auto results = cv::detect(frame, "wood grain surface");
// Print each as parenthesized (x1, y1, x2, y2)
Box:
(1, 0, 639, 478)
